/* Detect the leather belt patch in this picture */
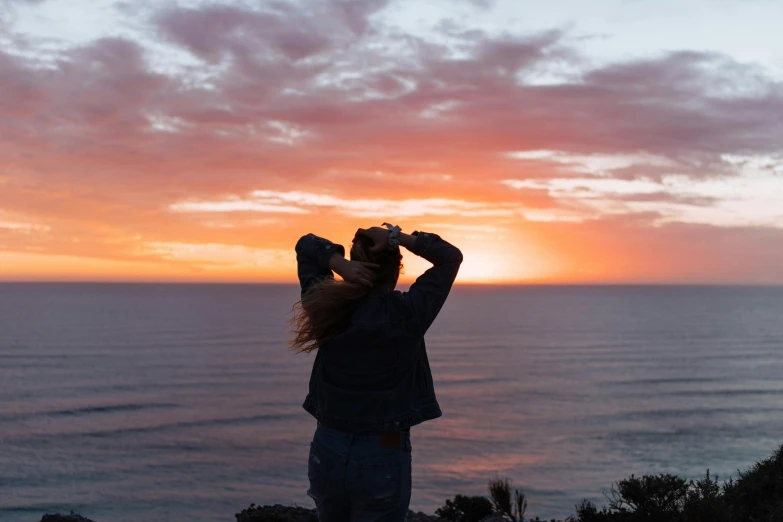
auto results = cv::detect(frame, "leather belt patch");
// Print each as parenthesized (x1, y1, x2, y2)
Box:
(380, 432, 400, 449)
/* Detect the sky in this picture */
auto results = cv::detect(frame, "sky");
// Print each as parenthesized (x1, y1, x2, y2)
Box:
(1, 0, 782, 284)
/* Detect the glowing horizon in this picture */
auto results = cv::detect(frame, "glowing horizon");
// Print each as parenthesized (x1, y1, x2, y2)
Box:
(1, 0, 783, 284)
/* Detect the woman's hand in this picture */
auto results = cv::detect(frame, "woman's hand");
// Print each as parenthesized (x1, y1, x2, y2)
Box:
(355, 227, 391, 254)
(329, 254, 380, 287)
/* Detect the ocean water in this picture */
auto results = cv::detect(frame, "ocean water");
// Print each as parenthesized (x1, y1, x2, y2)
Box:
(1, 283, 782, 521)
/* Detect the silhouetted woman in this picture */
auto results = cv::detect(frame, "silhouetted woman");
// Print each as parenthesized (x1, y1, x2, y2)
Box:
(291, 224, 463, 522)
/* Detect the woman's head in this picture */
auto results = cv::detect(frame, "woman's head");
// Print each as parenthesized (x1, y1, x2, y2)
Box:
(289, 228, 404, 353)
(350, 231, 403, 291)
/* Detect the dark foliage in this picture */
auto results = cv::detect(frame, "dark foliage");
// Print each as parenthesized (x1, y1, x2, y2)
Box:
(681, 470, 730, 522)
(571, 499, 611, 522)
(489, 476, 528, 521)
(568, 443, 783, 522)
(435, 494, 494, 522)
(41, 444, 783, 522)
(489, 476, 513, 518)
(723, 444, 783, 521)
(608, 473, 689, 517)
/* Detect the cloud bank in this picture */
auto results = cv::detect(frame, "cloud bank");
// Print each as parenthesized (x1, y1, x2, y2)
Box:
(1, 0, 782, 282)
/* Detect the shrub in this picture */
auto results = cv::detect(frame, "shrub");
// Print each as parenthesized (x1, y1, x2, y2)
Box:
(606, 473, 688, 517)
(435, 494, 494, 522)
(488, 476, 528, 521)
(567, 443, 783, 521)
(568, 499, 612, 522)
(723, 444, 783, 522)
(681, 469, 730, 522)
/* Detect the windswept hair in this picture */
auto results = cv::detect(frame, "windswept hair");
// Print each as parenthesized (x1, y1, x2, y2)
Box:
(289, 233, 403, 353)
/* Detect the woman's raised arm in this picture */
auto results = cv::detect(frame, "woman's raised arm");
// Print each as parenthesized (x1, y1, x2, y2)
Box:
(294, 233, 345, 298)
(400, 231, 463, 335)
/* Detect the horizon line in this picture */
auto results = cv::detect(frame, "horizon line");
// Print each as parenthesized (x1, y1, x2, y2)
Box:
(1, 280, 781, 287)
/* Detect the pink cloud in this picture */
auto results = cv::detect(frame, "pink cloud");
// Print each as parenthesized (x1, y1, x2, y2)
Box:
(1, 0, 782, 280)
(154, 0, 391, 63)
(4, 9, 781, 188)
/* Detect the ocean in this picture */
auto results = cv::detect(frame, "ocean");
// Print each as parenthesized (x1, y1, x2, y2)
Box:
(1, 283, 782, 521)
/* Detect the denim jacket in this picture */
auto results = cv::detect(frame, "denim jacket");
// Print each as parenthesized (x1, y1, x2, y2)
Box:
(295, 231, 463, 433)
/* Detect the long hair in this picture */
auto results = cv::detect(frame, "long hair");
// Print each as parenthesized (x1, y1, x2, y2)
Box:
(289, 233, 403, 354)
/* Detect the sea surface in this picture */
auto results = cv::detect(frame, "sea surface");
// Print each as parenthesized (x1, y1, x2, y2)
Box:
(1, 283, 782, 521)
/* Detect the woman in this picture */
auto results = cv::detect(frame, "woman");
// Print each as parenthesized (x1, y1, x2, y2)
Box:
(291, 223, 463, 522)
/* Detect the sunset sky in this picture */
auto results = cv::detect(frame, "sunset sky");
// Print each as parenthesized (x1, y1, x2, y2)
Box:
(1, 0, 782, 283)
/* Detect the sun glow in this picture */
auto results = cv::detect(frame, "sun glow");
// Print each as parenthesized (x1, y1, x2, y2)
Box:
(454, 249, 514, 283)
(3, 0, 783, 284)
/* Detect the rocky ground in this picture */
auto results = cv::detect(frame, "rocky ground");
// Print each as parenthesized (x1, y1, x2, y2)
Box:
(38, 505, 453, 522)
(39, 514, 97, 522)
(234, 503, 448, 521)
(36, 506, 525, 521)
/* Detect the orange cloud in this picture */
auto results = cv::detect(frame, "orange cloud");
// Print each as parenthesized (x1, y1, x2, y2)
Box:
(1, 1, 782, 283)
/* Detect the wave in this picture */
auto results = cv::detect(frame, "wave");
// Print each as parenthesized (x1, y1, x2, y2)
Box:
(0, 402, 178, 423)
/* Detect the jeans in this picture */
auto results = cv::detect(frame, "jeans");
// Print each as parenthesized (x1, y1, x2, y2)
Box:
(307, 422, 412, 522)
